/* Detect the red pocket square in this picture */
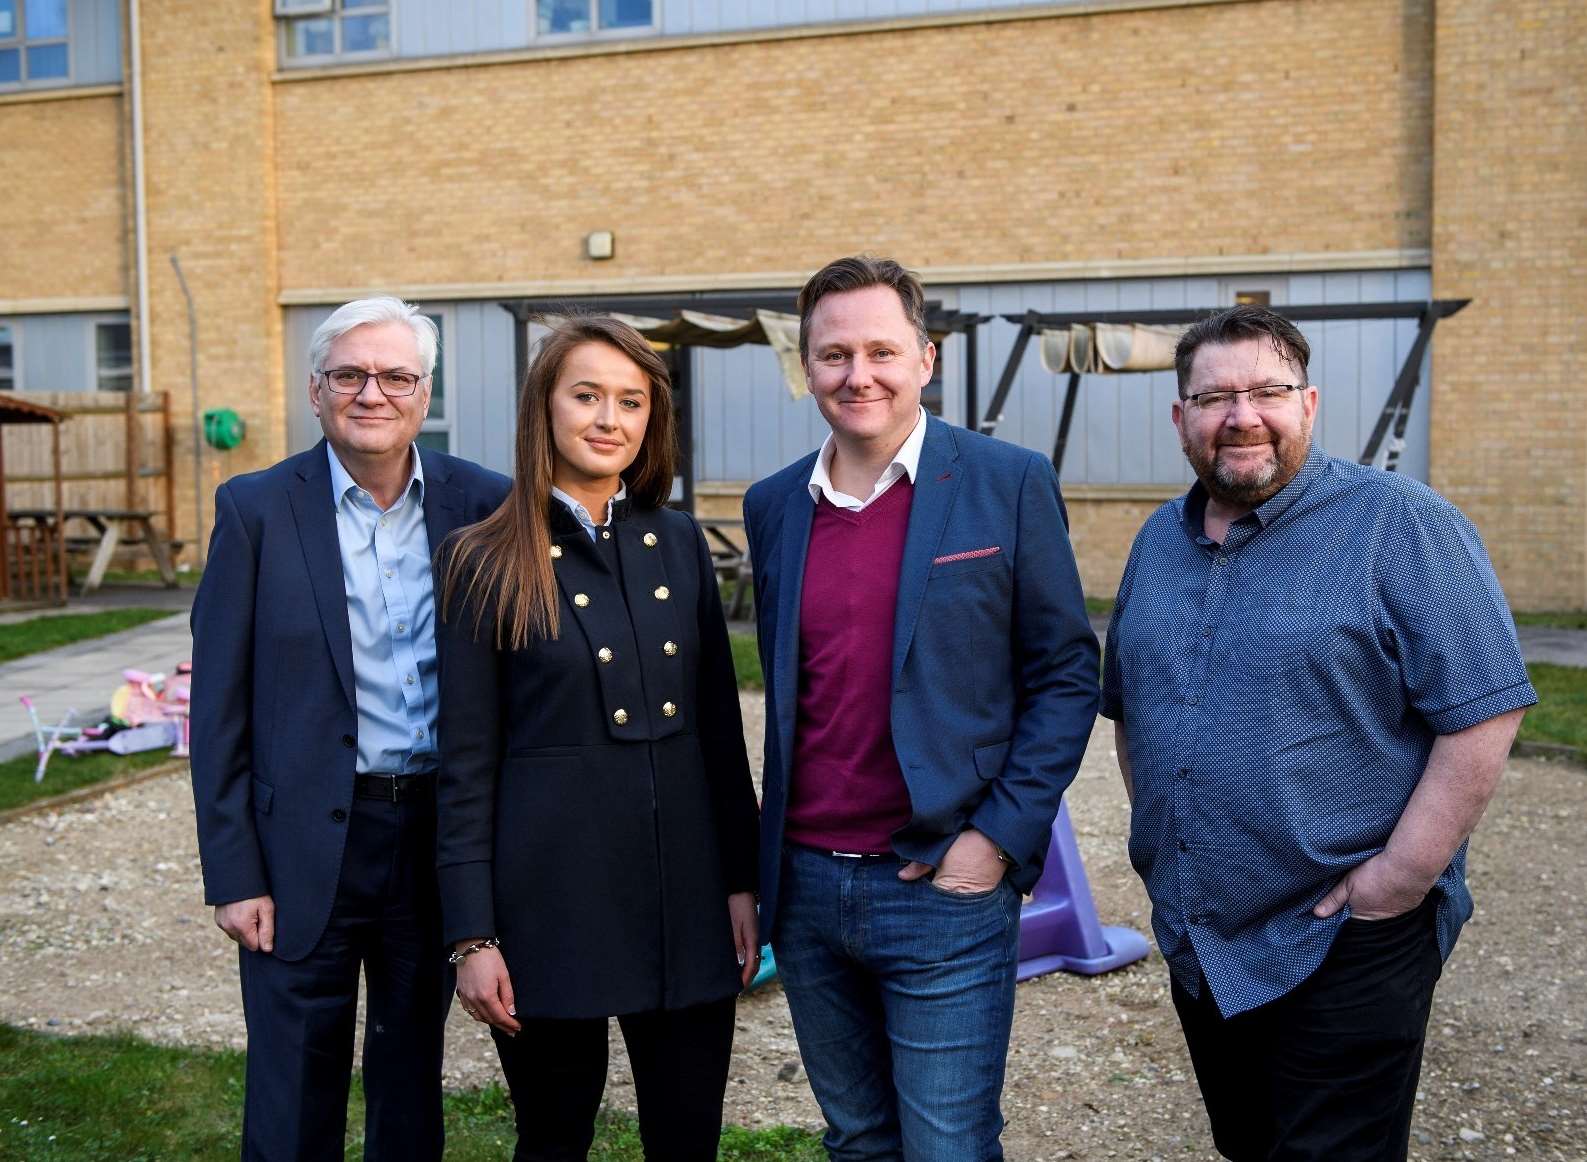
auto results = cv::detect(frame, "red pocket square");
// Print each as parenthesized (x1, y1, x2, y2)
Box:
(933, 546, 1002, 565)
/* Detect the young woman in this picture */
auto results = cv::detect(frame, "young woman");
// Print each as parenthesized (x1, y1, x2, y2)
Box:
(436, 316, 760, 1161)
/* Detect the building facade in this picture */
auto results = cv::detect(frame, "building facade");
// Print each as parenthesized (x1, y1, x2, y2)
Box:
(1, 0, 1581, 605)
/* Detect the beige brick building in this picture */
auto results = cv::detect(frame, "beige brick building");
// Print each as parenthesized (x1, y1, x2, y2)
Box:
(1, 0, 1580, 607)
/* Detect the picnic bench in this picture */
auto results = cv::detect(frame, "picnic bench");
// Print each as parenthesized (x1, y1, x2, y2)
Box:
(699, 518, 753, 620)
(8, 507, 179, 595)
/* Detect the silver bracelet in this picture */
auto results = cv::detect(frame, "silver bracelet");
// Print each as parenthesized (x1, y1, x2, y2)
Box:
(448, 937, 500, 965)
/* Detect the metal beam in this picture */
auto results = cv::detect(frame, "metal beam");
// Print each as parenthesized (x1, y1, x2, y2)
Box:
(999, 300, 1469, 329)
(980, 311, 1039, 435)
(1051, 371, 1082, 475)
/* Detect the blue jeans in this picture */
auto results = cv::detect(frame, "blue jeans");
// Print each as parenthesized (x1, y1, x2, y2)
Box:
(773, 845, 1020, 1162)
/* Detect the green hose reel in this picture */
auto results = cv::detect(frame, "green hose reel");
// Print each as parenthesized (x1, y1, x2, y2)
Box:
(202, 408, 246, 451)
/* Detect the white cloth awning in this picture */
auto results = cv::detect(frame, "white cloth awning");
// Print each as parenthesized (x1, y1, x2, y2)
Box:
(1039, 322, 1186, 375)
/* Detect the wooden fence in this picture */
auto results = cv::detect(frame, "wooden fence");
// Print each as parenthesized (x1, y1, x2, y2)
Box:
(2, 390, 176, 546)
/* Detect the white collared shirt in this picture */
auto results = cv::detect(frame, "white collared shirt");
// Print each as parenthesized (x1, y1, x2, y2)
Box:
(806, 407, 928, 512)
(552, 483, 628, 540)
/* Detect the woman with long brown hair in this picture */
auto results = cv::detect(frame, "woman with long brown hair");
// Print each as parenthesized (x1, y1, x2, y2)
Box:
(436, 316, 759, 1161)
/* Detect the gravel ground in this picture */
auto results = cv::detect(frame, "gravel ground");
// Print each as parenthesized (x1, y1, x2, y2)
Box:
(1, 700, 1582, 1160)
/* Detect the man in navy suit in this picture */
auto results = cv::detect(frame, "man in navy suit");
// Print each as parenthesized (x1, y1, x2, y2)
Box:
(190, 297, 508, 1161)
(744, 256, 1099, 1161)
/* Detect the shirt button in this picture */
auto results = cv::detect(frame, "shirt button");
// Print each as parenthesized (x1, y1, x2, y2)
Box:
(396, 623, 406, 633)
(330, 808, 347, 823)
(1215, 556, 1228, 567)
(379, 517, 388, 528)
(1187, 695, 1200, 706)
(1179, 840, 1189, 852)
(662, 640, 677, 656)
(384, 568, 393, 579)
(1202, 626, 1213, 637)
(1178, 767, 1190, 780)
(413, 728, 424, 740)
(405, 674, 415, 685)
(341, 734, 356, 749)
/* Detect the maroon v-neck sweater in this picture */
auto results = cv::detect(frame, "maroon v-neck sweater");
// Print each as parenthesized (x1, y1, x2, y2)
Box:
(784, 480, 915, 854)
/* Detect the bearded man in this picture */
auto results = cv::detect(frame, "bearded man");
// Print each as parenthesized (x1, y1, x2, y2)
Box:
(1100, 305, 1534, 1161)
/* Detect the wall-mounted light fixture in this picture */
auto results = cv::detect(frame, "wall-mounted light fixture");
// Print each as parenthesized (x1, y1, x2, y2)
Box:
(585, 230, 615, 261)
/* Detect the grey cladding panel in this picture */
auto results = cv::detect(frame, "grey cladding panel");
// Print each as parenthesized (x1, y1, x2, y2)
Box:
(17, 313, 104, 391)
(69, 0, 121, 85)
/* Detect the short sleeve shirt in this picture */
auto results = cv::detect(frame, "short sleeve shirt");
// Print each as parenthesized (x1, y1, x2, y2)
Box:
(1101, 445, 1536, 1017)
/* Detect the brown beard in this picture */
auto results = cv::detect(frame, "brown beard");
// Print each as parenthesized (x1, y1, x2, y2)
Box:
(1180, 428, 1311, 509)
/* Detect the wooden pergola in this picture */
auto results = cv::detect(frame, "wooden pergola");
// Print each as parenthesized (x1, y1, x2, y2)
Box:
(0, 396, 67, 606)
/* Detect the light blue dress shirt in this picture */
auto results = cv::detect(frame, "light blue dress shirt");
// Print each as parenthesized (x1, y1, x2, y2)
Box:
(327, 444, 439, 775)
(550, 484, 627, 541)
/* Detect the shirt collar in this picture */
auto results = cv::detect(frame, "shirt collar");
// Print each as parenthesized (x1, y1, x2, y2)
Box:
(327, 442, 424, 510)
(551, 483, 628, 533)
(807, 407, 928, 507)
(1178, 442, 1326, 541)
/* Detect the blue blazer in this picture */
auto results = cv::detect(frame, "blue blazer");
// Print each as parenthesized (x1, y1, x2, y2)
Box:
(743, 416, 1100, 939)
(189, 441, 509, 962)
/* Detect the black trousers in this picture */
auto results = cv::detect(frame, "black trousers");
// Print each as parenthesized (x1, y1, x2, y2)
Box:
(1172, 896, 1443, 1162)
(490, 996, 737, 1162)
(238, 790, 449, 1162)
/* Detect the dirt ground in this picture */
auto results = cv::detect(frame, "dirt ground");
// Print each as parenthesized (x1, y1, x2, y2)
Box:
(1, 700, 1582, 1160)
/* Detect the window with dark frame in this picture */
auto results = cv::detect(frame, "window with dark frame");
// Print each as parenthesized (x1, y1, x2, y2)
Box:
(95, 322, 133, 392)
(0, 322, 14, 391)
(279, 0, 391, 63)
(0, 0, 71, 88)
(415, 311, 451, 453)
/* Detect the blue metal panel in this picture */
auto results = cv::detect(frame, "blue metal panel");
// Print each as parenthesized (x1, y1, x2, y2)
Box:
(17, 313, 97, 391)
(396, 0, 527, 59)
(68, 0, 121, 85)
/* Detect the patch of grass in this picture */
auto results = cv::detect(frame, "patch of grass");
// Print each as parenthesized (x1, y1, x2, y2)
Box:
(1520, 663, 1587, 750)
(0, 747, 179, 814)
(1512, 610, 1587, 631)
(68, 568, 201, 588)
(0, 1025, 822, 1160)
(1084, 596, 1115, 617)
(730, 631, 763, 690)
(0, 609, 177, 665)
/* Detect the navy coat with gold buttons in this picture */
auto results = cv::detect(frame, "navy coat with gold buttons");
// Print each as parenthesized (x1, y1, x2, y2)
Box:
(436, 499, 759, 1020)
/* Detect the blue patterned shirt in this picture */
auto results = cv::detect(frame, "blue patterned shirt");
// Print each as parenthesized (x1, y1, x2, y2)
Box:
(327, 444, 439, 775)
(1101, 445, 1535, 1017)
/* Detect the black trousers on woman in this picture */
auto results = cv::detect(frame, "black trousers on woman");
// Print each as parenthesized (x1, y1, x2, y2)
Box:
(1172, 895, 1444, 1161)
(491, 996, 736, 1162)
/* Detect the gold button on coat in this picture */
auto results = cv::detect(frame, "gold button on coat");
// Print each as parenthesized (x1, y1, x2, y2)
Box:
(653, 586, 670, 601)
(612, 708, 628, 726)
(597, 647, 613, 663)
(662, 701, 677, 718)
(642, 532, 658, 547)
(574, 593, 590, 608)
(550, 545, 563, 559)
(663, 640, 678, 656)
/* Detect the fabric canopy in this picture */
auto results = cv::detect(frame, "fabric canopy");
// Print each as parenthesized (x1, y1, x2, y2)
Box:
(1039, 322, 1186, 376)
(611, 309, 809, 400)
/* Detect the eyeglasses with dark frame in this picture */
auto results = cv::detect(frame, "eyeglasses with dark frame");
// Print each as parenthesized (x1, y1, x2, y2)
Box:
(319, 367, 429, 397)
(1183, 384, 1307, 415)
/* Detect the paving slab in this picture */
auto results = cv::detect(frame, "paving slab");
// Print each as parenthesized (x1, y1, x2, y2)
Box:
(0, 608, 192, 761)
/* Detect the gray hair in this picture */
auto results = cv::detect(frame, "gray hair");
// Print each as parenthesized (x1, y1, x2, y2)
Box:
(307, 297, 438, 377)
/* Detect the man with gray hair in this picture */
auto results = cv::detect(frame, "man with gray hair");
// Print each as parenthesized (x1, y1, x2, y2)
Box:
(191, 297, 508, 1159)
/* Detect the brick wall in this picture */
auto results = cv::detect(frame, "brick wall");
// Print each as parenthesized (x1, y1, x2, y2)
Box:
(0, 93, 126, 302)
(271, 0, 1432, 292)
(1428, 0, 1586, 609)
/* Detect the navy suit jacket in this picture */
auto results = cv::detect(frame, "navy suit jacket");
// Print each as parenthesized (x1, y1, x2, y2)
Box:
(744, 416, 1100, 939)
(189, 440, 509, 962)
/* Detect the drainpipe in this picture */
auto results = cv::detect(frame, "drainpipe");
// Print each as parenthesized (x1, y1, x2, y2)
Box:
(128, 0, 152, 397)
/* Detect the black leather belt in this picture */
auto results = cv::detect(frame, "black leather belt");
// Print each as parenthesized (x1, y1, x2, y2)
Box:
(353, 773, 435, 803)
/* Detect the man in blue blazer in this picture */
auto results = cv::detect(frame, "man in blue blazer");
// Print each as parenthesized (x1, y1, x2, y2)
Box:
(744, 256, 1099, 1161)
(190, 297, 508, 1161)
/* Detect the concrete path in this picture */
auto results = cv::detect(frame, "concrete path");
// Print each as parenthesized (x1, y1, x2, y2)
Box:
(1515, 625, 1587, 668)
(0, 601, 193, 761)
